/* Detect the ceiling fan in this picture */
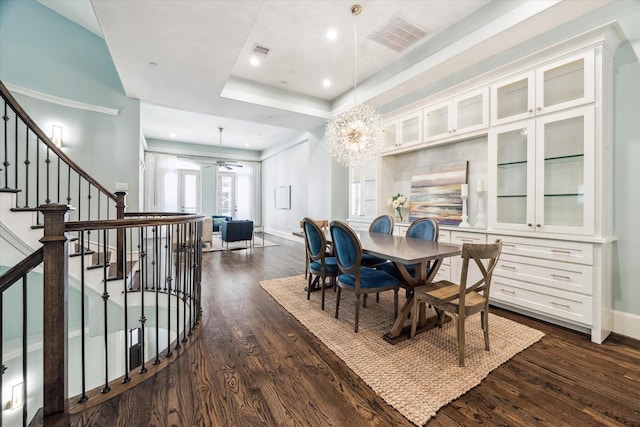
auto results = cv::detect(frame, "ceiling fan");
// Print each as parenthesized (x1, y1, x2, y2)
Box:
(213, 127, 243, 170)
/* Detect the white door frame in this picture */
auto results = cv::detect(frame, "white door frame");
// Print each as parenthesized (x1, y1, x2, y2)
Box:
(217, 171, 237, 217)
(179, 169, 201, 213)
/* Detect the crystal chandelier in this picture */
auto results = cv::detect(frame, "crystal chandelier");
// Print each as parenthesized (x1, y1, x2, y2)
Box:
(325, 4, 383, 167)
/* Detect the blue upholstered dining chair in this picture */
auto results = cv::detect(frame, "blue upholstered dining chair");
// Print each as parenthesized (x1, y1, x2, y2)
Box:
(329, 220, 399, 332)
(303, 217, 339, 311)
(378, 217, 439, 290)
(361, 214, 394, 268)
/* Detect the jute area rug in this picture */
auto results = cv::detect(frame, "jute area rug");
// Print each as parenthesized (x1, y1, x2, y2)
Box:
(260, 275, 544, 426)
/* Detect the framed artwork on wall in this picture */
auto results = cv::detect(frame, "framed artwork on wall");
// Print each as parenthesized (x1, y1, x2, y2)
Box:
(409, 161, 468, 225)
(275, 185, 291, 210)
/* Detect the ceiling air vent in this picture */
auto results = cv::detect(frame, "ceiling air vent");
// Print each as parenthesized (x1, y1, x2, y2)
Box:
(367, 15, 430, 53)
(252, 44, 270, 57)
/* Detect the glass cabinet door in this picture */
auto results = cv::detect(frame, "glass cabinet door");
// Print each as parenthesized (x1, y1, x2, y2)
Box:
(535, 50, 594, 115)
(349, 158, 378, 219)
(382, 120, 398, 150)
(453, 87, 489, 134)
(399, 113, 422, 146)
(424, 101, 450, 141)
(535, 106, 594, 234)
(491, 71, 535, 126)
(489, 120, 536, 231)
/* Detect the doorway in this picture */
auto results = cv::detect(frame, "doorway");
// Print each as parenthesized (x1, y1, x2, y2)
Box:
(217, 171, 236, 217)
(179, 169, 201, 213)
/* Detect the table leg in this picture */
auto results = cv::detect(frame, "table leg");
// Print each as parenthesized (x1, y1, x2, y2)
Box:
(383, 258, 449, 344)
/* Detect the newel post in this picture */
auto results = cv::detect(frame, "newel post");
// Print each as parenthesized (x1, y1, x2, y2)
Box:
(115, 191, 127, 280)
(39, 203, 72, 420)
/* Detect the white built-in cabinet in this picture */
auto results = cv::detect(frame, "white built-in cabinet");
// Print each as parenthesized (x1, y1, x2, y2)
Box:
(382, 112, 422, 151)
(490, 50, 595, 126)
(349, 158, 378, 220)
(488, 105, 595, 235)
(423, 87, 489, 142)
(346, 26, 621, 344)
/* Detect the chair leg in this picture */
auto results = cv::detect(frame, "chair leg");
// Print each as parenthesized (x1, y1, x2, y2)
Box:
(354, 293, 361, 333)
(335, 288, 342, 319)
(482, 310, 490, 351)
(376, 293, 380, 303)
(363, 294, 367, 308)
(458, 315, 466, 367)
(307, 274, 312, 300)
(410, 298, 420, 339)
(320, 276, 326, 311)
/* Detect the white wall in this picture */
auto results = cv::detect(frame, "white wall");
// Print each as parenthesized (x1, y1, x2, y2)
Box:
(262, 128, 348, 239)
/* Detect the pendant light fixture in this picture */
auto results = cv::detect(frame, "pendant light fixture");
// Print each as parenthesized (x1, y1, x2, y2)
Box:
(325, 4, 383, 167)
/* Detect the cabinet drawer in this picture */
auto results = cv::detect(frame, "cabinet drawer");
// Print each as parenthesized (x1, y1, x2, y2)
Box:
(434, 263, 450, 281)
(451, 231, 487, 245)
(437, 230, 451, 243)
(495, 253, 593, 295)
(489, 234, 593, 265)
(490, 276, 592, 326)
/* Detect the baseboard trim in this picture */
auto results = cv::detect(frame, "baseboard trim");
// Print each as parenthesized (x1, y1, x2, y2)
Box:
(612, 309, 640, 340)
(265, 228, 302, 243)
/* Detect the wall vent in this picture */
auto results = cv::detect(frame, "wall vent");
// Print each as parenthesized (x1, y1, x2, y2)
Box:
(252, 44, 270, 56)
(367, 15, 430, 52)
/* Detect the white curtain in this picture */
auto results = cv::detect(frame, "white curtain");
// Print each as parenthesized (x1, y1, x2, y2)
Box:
(144, 152, 197, 212)
(233, 161, 261, 223)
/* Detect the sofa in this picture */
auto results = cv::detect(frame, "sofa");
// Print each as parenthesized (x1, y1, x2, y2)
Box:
(220, 220, 254, 249)
(212, 215, 232, 233)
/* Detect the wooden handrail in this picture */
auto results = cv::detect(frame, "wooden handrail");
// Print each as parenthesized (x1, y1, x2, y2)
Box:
(0, 80, 116, 202)
(65, 213, 204, 232)
(0, 246, 44, 292)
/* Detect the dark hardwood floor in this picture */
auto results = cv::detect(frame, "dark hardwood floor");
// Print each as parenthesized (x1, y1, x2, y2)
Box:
(71, 235, 640, 426)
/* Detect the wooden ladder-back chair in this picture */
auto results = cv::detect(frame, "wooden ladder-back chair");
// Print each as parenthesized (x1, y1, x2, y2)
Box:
(410, 240, 502, 366)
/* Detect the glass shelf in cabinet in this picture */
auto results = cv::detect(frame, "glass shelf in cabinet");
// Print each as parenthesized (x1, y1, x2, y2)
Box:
(544, 193, 584, 197)
(496, 194, 527, 198)
(497, 160, 527, 167)
(544, 154, 584, 162)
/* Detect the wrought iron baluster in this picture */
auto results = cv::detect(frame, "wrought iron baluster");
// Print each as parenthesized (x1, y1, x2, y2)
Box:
(44, 143, 51, 204)
(122, 228, 130, 384)
(2, 101, 9, 189)
(101, 229, 111, 394)
(78, 231, 88, 403)
(139, 227, 148, 374)
(166, 224, 173, 358)
(0, 292, 4, 427)
(23, 125, 30, 208)
(21, 275, 28, 427)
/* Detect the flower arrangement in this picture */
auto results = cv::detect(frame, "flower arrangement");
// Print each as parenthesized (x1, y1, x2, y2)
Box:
(387, 193, 408, 221)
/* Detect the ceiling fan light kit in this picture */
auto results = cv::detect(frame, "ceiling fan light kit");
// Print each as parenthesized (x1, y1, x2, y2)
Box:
(216, 127, 243, 170)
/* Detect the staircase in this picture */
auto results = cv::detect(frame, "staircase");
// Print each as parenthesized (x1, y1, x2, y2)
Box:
(0, 80, 204, 427)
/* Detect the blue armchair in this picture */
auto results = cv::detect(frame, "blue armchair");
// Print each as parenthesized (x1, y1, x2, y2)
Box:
(212, 215, 232, 233)
(220, 220, 254, 249)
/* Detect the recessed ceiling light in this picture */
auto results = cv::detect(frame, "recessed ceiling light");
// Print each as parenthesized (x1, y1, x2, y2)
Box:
(250, 56, 260, 66)
(245, 143, 250, 147)
(323, 79, 331, 87)
(170, 133, 176, 138)
(326, 29, 337, 40)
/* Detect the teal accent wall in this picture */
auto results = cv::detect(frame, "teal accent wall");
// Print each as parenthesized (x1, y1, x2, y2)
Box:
(0, 0, 142, 210)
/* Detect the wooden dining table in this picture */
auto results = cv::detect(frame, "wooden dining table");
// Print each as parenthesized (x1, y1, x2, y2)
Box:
(356, 232, 461, 343)
(296, 228, 461, 343)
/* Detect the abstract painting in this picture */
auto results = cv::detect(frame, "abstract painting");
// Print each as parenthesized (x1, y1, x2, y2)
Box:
(409, 161, 468, 225)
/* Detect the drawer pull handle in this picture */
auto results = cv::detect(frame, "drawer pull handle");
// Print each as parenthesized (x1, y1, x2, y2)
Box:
(501, 265, 516, 270)
(460, 238, 475, 242)
(550, 301, 571, 309)
(502, 243, 516, 247)
(551, 274, 571, 280)
(500, 289, 516, 295)
(551, 249, 572, 254)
